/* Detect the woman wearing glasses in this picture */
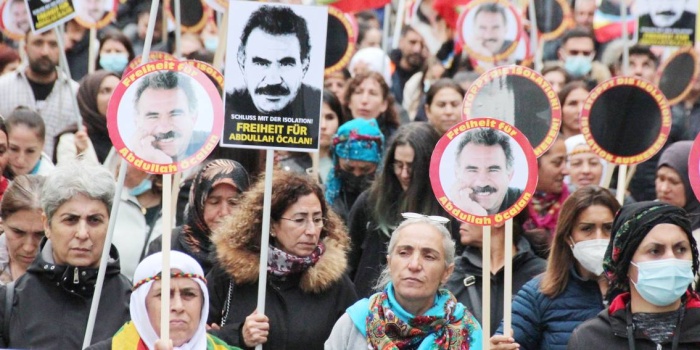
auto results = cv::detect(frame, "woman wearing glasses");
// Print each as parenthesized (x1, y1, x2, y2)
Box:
(206, 170, 358, 350)
(347, 122, 445, 298)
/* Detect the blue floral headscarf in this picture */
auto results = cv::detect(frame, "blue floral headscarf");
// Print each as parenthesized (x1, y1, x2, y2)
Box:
(325, 118, 384, 205)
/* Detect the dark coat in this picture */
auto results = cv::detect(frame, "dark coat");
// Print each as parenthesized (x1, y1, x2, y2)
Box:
(147, 226, 216, 276)
(568, 292, 700, 349)
(206, 266, 357, 350)
(346, 190, 390, 298)
(206, 203, 358, 350)
(495, 266, 605, 350)
(446, 237, 546, 334)
(0, 239, 131, 349)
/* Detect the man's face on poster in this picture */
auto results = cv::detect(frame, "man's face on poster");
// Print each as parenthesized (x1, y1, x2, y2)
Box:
(473, 9, 508, 55)
(649, 0, 687, 27)
(10, 1, 29, 33)
(135, 87, 197, 158)
(79, 0, 106, 23)
(238, 28, 308, 115)
(455, 142, 514, 214)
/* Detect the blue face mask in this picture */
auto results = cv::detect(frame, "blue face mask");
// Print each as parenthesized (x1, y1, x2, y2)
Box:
(631, 258, 694, 306)
(99, 53, 129, 73)
(128, 178, 153, 197)
(564, 55, 593, 77)
(204, 37, 218, 52)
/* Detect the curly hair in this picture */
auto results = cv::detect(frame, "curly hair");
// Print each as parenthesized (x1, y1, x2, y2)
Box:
(221, 170, 348, 252)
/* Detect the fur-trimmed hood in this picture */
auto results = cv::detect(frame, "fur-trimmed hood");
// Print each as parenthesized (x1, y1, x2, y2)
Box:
(211, 213, 350, 294)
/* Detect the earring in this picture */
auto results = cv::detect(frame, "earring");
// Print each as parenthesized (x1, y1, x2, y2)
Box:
(270, 231, 276, 237)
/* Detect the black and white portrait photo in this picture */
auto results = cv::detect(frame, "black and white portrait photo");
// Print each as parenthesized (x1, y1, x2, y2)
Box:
(225, 2, 327, 120)
(636, 0, 697, 46)
(222, 1, 327, 151)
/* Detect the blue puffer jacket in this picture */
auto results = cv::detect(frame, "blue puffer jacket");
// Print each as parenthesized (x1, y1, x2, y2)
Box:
(495, 265, 604, 350)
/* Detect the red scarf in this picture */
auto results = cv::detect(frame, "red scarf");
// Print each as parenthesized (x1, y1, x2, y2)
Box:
(525, 184, 570, 233)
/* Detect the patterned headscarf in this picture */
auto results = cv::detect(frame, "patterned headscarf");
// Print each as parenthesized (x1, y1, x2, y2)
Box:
(180, 159, 250, 266)
(564, 134, 609, 188)
(603, 201, 698, 302)
(325, 118, 384, 205)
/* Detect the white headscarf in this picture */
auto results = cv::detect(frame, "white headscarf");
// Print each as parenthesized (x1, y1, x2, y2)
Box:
(564, 134, 610, 188)
(130, 251, 209, 350)
(349, 47, 393, 87)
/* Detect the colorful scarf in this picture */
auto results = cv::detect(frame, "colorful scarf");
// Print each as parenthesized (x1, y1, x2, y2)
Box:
(267, 242, 325, 277)
(180, 159, 249, 265)
(524, 184, 570, 233)
(325, 118, 384, 205)
(110, 321, 233, 350)
(348, 282, 482, 349)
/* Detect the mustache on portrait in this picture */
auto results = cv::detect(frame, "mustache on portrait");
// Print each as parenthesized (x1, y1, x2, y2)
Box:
(471, 185, 498, 195)
(255, 84, 290, 96)
(655, 11, 677, 16)
(153, 130, 181, 141)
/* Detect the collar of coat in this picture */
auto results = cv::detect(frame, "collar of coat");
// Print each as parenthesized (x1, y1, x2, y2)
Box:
(211, 217, 349, 294)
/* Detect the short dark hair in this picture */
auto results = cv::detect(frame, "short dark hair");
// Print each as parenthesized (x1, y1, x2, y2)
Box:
(624, 45, 659, 68)
(474, 3, 507, 24)
(425, 78, 465, 107)
(238, 5, 311, 63)
(97, 31, 136, 68)
(400, 24, 419, 38)
(560, 27, 595, 47)
(134, 71, 197, 112)
(322, 89, 349, 126)
(456, 127, 514, 170)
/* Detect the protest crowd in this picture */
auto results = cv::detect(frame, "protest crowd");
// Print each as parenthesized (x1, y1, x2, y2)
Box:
(0, 0, 699, 349)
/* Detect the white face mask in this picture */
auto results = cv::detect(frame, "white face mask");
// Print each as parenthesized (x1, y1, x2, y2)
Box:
(571, 239, 609, 276)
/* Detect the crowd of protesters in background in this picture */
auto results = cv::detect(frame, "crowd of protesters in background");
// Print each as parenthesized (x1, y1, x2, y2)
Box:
(0, 0, 697, 348)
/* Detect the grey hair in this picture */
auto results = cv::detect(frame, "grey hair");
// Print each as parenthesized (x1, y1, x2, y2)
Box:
(42, 159, 115, 222)
(374, 217, 456, 291)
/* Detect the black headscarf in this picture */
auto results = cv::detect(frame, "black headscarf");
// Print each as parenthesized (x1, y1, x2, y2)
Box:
(603, 201, 698, 302)
(657, 141, 700, 230)
(179, 159, 250, 263)
(78, 70, 119, 162)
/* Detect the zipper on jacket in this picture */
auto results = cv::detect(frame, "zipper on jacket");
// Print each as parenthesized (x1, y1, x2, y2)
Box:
(74, 268, 79, 284)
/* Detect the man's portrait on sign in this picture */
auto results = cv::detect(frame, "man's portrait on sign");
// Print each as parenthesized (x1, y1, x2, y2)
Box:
(224, 3, 327, 120)
(116, 70, 215, 165)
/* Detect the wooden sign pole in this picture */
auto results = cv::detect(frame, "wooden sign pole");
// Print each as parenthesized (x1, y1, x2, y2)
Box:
(482, 225, 491, 350)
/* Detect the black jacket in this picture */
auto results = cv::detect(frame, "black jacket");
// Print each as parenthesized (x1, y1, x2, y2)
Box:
(147, 226, 216, 276)
(206, 204, 358, 350)
(206, 266, 357, 350)
(568, 292, 700, 349)
(0, 239, 131, 349)
(446, 237, 546, 334)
